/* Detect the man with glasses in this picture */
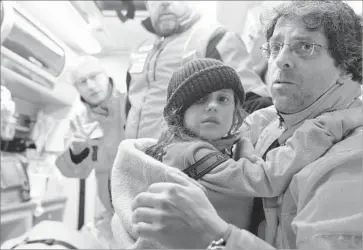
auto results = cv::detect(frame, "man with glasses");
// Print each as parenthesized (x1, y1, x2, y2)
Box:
(56, 56, 126, 248)
(129, 1, 362, 249)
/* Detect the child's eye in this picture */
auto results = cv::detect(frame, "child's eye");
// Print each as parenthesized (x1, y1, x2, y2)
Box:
(219, 96, 229, 103)
(195, 96, 207, 104)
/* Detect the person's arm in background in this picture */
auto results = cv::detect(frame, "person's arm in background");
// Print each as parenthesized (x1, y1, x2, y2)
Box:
(55, 115, 97, 179)
(205, 27, 272, 114)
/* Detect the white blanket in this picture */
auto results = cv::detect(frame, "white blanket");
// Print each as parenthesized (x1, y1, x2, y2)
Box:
(110, 138, 203, 249)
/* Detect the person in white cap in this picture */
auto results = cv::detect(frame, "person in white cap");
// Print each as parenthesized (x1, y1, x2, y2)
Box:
(55, 55, 126, 248)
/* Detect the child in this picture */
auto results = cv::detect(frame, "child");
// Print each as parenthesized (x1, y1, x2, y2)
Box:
(110, 58, 358, 249)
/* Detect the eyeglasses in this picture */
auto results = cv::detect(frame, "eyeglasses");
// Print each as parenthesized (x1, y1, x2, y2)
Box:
(260, 41, 326, 58)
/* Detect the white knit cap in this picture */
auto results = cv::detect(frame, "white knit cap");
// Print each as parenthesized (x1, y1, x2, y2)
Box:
(68, 56, 105, 85)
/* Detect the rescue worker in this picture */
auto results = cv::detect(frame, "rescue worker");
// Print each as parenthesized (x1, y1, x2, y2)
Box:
(55, 56, 126, 248)
(125, 1, 272, 140)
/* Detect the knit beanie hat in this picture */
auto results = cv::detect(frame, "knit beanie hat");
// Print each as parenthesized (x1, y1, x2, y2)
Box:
(164, 58, 245, 126)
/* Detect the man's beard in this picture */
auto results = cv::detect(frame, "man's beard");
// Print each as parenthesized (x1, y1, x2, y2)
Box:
(155, 16, 178, 36)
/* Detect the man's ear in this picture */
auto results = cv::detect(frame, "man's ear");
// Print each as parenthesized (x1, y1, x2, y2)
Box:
(337, 67, 353, 84)
(338, 67, 353, 80)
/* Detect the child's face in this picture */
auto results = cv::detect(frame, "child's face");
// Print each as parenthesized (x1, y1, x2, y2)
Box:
(183, 89, 235, 141)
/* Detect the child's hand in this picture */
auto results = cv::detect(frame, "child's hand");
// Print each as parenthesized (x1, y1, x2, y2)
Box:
(237, 137, 256, 159)
(315, 107, 362, 142)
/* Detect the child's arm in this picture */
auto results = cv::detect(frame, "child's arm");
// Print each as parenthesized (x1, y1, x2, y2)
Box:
(197, 107, 362, 197)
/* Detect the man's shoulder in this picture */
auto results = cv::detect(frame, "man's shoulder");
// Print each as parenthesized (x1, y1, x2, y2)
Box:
(291, 126, 362, 197)
(326, 125, 363, 156)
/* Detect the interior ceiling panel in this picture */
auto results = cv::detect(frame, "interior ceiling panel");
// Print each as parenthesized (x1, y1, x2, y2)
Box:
(71, 0, 151, 56)
(77, 0, 150, 55)
(15, 1, 150, 56)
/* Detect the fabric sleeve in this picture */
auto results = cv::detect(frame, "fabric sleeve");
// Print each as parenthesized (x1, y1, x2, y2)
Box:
(198, 117, 346, 197)
(291, 149, 362, 249)
(55, 146, 93, 179)
(225, 225, 276, 249)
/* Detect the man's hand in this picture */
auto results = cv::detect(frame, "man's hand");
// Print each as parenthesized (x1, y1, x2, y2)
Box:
(131, 170, 229, 249)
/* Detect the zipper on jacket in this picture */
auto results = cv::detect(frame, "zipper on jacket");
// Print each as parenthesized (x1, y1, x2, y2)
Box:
(152, 37, 165, 81)
(276, 111, 285, 129)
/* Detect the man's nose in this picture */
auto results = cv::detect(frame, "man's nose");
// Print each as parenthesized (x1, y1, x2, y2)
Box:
(160, 1, 171, 8)
(275, 46, 294, 69)
(85, 78, 96, 88)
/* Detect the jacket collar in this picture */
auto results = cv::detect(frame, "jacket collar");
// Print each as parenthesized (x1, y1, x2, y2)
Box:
(277, 80, 362, 142)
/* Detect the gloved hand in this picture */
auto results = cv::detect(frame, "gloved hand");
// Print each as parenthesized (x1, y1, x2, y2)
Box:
(242, 92, 273, 114)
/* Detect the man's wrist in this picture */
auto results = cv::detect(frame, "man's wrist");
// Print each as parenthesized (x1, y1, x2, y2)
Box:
(203, 218, 229, 249)
(206, 224, 233, 249)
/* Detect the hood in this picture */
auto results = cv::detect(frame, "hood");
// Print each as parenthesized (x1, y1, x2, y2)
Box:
(141, 6, 201, 37)
(278, 80, 362, 142)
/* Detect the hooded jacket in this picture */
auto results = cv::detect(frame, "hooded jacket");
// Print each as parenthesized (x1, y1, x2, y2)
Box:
(225, 81, 363, 249)
(124, 9, 271, 140)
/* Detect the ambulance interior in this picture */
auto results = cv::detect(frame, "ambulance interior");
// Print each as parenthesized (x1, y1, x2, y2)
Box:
(0, 1, 361, 248)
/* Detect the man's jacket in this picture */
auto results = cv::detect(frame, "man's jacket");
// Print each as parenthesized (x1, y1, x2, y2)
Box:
(125, 16, 271, 140)
(56, 81, 126, 215)
(226, 81, 363, 249)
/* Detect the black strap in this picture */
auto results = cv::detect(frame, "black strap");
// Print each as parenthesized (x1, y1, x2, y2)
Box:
(248, 139, 280, 236)
(183, 152, 229, 180)
(11, 238, 77, 249)
(205, 27, 227, 60)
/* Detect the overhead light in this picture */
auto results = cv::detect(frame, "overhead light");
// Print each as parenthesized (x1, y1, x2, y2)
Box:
(18, 1, 101, 54)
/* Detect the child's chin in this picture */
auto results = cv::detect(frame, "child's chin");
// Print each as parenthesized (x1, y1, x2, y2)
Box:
(199, 133, 221, 142)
